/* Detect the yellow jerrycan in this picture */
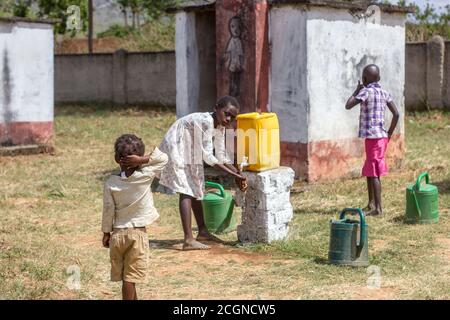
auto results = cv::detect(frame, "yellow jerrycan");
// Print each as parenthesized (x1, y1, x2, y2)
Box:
(236, 112, 280, 172)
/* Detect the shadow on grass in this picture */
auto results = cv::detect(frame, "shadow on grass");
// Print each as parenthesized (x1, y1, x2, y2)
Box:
(294, 207, 341, 216)
(149, 239, 239, 251)
(149, 239, 183, 250)
(434, 180, 450, 194)
(389, 215, 406, 223)
(313, 257, 330, 265)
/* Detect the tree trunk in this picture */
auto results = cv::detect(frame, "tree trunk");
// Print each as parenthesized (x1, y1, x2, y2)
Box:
(137, 11, 141, 32)
(123, 9, 128, 28)
(88, 0, 93, 54)
(132, 11, 136, 29)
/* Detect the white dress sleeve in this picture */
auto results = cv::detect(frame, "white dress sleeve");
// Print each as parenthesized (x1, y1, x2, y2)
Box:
(213, 126, 232, 165)
(195, 118, 219, 167)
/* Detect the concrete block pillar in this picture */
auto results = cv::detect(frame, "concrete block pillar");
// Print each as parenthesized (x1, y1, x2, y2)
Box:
(215, 0, 269, 113)
(112, 49, 128, 104)
(426, 36, 445, 109)
(235, 167, 295, 243)
(444, 42, 450, 109)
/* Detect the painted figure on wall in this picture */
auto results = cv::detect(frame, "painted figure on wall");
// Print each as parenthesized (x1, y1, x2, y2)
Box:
(224, 16, 244, 97)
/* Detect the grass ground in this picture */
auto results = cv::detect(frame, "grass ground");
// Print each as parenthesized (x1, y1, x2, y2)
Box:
(0, 105, 449, 300)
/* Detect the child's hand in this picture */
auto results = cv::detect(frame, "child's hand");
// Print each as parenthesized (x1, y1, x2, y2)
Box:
(235, 176, 248, 192)
(354, 80, 364, 95)
(102, 233, 111, 248)
(120, 155, 146, 169)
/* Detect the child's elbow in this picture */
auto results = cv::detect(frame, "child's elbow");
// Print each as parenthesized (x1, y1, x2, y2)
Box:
(393, 110, 400, 119)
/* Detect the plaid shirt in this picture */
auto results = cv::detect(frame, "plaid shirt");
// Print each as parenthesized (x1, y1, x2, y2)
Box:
(356, 82, 393, 139)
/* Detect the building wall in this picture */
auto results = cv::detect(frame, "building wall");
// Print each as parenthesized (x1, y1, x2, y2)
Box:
(306, 8, 406, 181)
(269, 6, 309, 176)
(267, 6, 406, 180)
(405, 43, 427, 109)
(126, 52, 176, 105)
(175, 10, 217, 118)
(0, 21, 54, 146)
(269, 6, 308, 144)
(405, 39, 450, 110)
(306, 8, 405, 142)
(55, 50, 176, 106)
(55, 54, 113, 102)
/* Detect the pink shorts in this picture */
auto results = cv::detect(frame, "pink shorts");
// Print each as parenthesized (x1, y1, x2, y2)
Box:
(362, 138, 389, 177)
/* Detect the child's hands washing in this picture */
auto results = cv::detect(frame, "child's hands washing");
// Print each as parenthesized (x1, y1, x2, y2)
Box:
(235, 175, 248, 192)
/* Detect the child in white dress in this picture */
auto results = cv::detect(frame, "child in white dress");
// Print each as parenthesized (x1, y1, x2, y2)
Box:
(121, 96, 247, 250)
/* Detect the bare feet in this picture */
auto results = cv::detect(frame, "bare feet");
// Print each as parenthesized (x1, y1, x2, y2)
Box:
(362, 203, 375, 214)
(196, 230, 224, 243)
(366, 209, 383, 216)
(182, 239, 210, 251)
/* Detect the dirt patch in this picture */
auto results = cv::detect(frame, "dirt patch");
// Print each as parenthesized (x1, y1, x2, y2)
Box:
(351, 285, 400, 300)
(372, 239, 389, 252)
(55, 38, 123, 54)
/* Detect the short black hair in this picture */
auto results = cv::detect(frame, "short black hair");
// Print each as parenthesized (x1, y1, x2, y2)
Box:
(363, 64, 380, 78)
(114, 134, 145, 158)
(216, 95, 240, 110)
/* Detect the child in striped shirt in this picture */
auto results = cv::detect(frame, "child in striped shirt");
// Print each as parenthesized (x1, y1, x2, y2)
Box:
(345, 64, 399, 216)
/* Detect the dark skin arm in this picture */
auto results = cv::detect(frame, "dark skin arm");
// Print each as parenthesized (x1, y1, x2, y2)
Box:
(102, 233, 110, 248)
(121, 155, 248, 191)
(345, 80, 364, 110)
(386, 100, 399, 139)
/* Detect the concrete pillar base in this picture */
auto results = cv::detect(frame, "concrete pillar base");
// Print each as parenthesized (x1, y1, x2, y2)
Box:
(235, 166, 295, 243)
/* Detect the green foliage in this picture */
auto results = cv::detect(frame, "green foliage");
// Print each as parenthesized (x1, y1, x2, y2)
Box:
(402, 1, 450, 41)
(113, 0, 181, 28)
(0, 0, 14, 17)
(142, 0, 181, 20)
(95, 16, 175, 52)
(12, 0, 31, 17)
(97, 24, 138, 38)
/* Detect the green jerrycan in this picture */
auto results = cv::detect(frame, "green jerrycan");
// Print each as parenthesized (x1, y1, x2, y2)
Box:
(405, 172, 439, 224)
(328, 208, 369, 267)
(202, 181, 236, 234)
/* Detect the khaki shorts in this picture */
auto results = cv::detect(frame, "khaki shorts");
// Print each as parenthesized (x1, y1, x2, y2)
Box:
(109, 228, 149, 283)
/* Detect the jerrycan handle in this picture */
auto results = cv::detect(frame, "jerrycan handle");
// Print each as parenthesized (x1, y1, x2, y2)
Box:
(205, 181, 225, 198)
(339, 208, 366, 250)
(415, 172, 429, 191)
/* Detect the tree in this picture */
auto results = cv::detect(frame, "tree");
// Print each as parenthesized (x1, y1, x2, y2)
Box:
(142, 0, 180, 21)
(117, 0, 130, 27)
(113, 0, 180, 32)
(12, 0, 32, 17)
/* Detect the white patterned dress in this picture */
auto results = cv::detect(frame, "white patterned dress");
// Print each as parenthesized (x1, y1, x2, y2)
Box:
(157, 112, 230, 200)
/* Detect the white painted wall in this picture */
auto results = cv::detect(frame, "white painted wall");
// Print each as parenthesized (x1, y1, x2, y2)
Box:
(175, 12, 200, 118)
(269, 6, 405, 143)
(306, 8, 405, 142)
(269, 6, 309, 144)
(0, 21, 54, 123)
